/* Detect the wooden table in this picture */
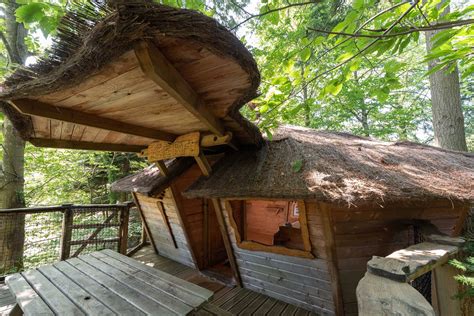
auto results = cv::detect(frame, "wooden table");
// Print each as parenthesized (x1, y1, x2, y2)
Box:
(6, 249, 213, 315)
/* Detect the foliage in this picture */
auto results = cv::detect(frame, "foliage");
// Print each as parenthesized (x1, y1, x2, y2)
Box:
(450, 240, 474, 299)
(24, 146, 147, 205)
(235, 0, 472, 147)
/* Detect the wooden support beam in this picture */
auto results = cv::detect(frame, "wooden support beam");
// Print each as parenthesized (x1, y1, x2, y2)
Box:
(320, 204, 345, 316)
(134, 41, 224, 136)
(119, 205, 130, 255)
(30, 138, 146, 153)
(132, 193, 159, 255)
(195, 152, 212, 176)
(10, 98, 176, 142)
(212, 199, 242, 287)
(155, 161, 169, 177)
(59, 207, 73, 261)
(157, 201, 178, 249)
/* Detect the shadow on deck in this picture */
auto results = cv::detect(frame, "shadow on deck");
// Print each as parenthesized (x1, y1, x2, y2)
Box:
(0, 283, 15, 316)
(0, 246, 316, 315)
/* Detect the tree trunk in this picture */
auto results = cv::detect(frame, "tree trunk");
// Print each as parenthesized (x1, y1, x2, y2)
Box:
(0, 119, 26, 274)
(425, 5, 467, 151)
(0, 0, 27, 275)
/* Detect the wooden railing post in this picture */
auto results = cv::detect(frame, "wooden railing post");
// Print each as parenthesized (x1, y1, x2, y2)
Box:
(59, 204, 73, 260)
(119, 203, 131, 254)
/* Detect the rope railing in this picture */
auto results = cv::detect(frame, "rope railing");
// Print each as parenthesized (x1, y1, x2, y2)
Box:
(0, 203, 144, 278)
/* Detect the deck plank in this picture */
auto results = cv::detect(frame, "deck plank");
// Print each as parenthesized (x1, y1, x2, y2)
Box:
(211, 287, 243, 307)
(281, 303, 298, 316)
(237, 293, 269, 316)
(220, 289, 253, 311)
(4, 275, 53, 316)
(0, 283, 15, 316)
(54, 261, 145, 316)
(200, 302, 233, 316)
(38, 265, 114, 315)
(80, 254, 192, 315)
(103, 249, 213, 300)
(21, 269, 84, 315)
(227, 290, 260, 315)
(92, 251, 205, 308)
(254, 296, 279, 316)
(269, 299, 289, 315)
(68, 257, 175, 315)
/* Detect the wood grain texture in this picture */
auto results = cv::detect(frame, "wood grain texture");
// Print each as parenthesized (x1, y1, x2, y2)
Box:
(11, 98, 175, 141)
(135, 192, 197, 268)
(5, 274, 53, 316)
(134, 41, 224, 136)
(220, 200, 334, 315)
(30, 138, 146, 152)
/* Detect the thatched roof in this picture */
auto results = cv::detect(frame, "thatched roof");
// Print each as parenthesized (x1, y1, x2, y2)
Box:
(184, 126, 474, 207)
(0, 0, 262, 150)
(110, 158, 194, 196)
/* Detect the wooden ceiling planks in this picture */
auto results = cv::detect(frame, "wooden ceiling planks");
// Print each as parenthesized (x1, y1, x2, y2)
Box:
(134, 41, 224, 136)
(18, 41, 255, 150)
(37, 51, 139, 104)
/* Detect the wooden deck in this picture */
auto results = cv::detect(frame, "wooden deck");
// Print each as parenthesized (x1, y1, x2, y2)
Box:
(0, 246, 317, 315)
(0, 283, 15, 316)
(132, 246, 317, 316)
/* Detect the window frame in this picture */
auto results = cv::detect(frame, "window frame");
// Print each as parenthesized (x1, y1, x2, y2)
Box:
(224, 199, 314, 259)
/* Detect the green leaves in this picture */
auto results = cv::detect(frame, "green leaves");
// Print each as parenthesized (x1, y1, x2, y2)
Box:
(300, 47, 312, 62)
(292, 160, 303, 173)
(15, 2, 65, 37)
(16, 3, 47, 23)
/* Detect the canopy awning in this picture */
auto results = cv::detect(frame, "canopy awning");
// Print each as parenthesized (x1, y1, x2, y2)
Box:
(1, 1, 262, 152)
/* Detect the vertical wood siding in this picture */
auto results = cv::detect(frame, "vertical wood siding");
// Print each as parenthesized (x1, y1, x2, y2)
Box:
(222, 200, 336, 315)
(135, 192, 196, 268)
(328, 201, 468, 315)
(171, 165, 210, 269)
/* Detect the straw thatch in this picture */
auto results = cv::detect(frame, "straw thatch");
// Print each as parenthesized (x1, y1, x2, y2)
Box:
(111, 158, 194, 196)
(184, 126, 474, 207)
(0, 0, 262, 145)
(1, 0, 259, 102)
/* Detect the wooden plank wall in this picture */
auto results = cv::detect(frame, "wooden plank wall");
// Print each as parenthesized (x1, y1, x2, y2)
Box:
(135, 192, 196, 268)
(221, 200, 336, 315)
(171, 165, 208, 269)
(327, 201, 468, 316)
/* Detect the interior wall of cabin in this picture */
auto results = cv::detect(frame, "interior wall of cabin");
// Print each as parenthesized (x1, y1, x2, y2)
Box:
(134, 192, 196, 268)
(221, 200, 337, 315)
(324, 201, 469, 316)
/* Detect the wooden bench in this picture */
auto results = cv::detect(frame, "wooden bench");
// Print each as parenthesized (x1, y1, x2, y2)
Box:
(6, 249, 213, 315)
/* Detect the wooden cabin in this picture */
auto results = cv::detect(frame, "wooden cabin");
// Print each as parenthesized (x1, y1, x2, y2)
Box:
(110, 159, 233, 281)
(183, 126, 474, 315)
(1, 1, 473, 315)
(111, 126, 473, 315)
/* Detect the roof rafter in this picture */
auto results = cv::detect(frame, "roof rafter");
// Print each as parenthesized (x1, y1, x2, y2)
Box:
(9, 98, 176, 142)
(134, 41, 225, 136)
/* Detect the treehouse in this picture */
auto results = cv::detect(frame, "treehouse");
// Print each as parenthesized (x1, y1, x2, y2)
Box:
(113, 125, 473, 315)
(1, 0, 473, 315)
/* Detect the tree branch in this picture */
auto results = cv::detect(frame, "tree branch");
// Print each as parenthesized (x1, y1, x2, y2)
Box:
(0, 30, 14, 64)
(309, 19, 474, 38)
(231, 1, 320, 30)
